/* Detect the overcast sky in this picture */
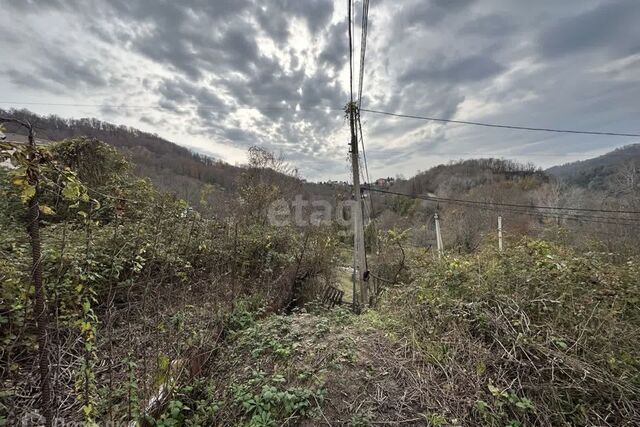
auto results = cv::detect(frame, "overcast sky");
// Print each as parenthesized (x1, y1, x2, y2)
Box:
(1, 0, 639, 181)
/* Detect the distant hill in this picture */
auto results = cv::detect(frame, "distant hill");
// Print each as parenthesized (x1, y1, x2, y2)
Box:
(546, 144, 640, 189)
(0, 109, 243, 199)
(0, 108, 338, 206)
(392, 158, 547, 196)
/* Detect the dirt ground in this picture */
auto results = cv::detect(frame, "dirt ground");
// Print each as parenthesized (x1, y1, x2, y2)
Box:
(211, 308, 438, 426)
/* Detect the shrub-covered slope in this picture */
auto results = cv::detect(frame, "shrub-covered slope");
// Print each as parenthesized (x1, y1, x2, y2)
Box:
(379, 239, 640, 426)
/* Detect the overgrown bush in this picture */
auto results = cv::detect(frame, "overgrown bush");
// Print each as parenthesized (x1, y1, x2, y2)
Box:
(0, 139, 338, 424)
(381, 238, 640, 426)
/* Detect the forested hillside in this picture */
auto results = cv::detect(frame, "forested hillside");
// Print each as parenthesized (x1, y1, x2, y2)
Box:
(0, 109, 292, 205)
(0, 109, 341, 212)
(366, 155, 639, 254)
(547, 144, 640, 190)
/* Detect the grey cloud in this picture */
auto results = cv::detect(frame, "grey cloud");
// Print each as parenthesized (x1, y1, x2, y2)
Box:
(84, 0, 331, 80)
(156, 76, 230, 125)
(221, 127, 255, 144)
(275, 0, 334, 34)
(3, 69, 59, 93)
(538, 0, 640, 59)
(217, 28, 261, 73)
(257, 9, 290, 43)
(2, 52, 111, 94)
(395, 0, 476, 31)
(400, 54, 505, 85)
(461, 13, 515, 37)
(319, 22, 348, 71)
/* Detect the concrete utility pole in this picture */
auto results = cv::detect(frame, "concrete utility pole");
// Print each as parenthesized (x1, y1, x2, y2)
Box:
(434, 212, 443, 258)
(498, 215, 504, 252)
(348, 102, 368, 308)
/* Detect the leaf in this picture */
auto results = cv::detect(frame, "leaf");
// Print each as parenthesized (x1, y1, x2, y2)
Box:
(62, 181, 79, 200)
(474, 400, 490, 412)
(554, 338, 568, 350)
(12, 176, 26, 186)
(0, 141, 15, 150)
(39, 205, 55, 215)
(20, 184, 36, 204)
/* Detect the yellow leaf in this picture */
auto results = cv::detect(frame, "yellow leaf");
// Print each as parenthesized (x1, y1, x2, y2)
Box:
(39, 205, 55, 215)
(20, 185, 36, 203)
(12, 176, 26, 186)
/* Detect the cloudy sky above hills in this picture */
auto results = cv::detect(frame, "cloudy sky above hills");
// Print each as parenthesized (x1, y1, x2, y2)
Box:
(1, 0, 639, 180)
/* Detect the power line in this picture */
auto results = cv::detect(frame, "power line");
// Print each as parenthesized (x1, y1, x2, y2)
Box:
(357, 0, 370, 107)
(348, 0, 354, 107)
(361, 108, 640, 138)
(364, 186, 640, 216)
(355, 0, 373, 218)
(356, 0, 373, 188)
(397, 151, 615, 158)
(364, 187, 640, 228)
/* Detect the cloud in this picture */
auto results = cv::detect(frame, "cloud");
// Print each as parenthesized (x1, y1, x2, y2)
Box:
(400, 55, 505, 85)
(461, 13, 515, 37)
(395, 0, 476, 30)
(538, 0, 640, 59)
(1, 51, 114, 94)
(0, 0, 638, 180)
(319, 22, 348, 72)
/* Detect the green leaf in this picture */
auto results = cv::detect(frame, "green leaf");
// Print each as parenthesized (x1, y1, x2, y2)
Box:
(488, 384, 501, 395)
(62, 182, 78, 200)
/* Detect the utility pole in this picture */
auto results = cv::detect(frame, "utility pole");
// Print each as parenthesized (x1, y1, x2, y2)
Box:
(348, 102, 368, 308)
(498, 215, 503, 252)
(434, 212, 443, 258)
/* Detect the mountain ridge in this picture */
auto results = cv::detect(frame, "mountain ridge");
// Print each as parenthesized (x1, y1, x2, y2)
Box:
(546, 143, 640, 189)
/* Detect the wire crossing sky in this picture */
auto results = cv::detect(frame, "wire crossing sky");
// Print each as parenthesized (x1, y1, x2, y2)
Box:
(360, 108, 640, 138)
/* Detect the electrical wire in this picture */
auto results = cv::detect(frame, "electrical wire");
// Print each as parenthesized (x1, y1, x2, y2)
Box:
(357, 0, 370, 107)
(363, 187, 640, 227)
(365, 186, 640, 215)
(360, 108, 640, 138)
(379, 187, 640, 227)
(348, 0, 354, 106)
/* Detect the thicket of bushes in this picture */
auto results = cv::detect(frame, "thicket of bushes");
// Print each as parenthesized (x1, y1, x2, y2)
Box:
(0, 138, 338, 425)
(380, 238, 639, 426)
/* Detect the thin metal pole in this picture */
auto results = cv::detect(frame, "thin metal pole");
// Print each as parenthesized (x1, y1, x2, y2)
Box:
(498, 215, 504, 252)
(434, 212, 443, 258)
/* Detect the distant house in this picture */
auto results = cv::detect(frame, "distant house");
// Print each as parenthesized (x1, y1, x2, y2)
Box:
(0, 132, 51, 169)
(0, 131, 12, 169)
(325, 180, 348, 187)
(374, 177, 395, 188)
